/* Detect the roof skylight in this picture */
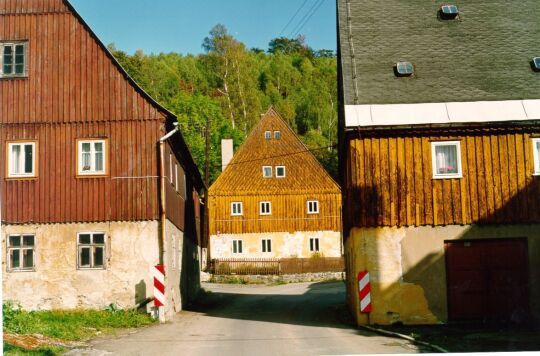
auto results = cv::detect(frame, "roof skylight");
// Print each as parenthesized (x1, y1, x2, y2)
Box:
(440, 5, 459, 19)
(395, 62, 414, 77)
(532, 57, 540, 71)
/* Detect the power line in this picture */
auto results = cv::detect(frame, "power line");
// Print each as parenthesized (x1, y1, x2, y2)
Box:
(288, 0, 325, 39)
(279, 0, 309, 36)
(290, 0, 326, 39)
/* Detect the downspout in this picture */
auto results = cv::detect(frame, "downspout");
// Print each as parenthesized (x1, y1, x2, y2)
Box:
(158, 123, 179, 265)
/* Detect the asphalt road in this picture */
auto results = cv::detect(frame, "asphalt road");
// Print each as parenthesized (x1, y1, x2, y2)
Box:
(83, 281, 424, 355)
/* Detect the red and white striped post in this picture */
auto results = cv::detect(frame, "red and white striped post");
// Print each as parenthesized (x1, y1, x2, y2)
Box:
(153, 264, 166, 322)
(358, 271, 372, 314)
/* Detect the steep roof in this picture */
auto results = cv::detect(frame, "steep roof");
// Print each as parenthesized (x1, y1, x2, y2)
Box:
(209, 108, 340, 196)
(337, 0, 540, 106)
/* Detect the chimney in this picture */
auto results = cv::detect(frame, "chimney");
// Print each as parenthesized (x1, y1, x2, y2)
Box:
(221, 139, 234, 172)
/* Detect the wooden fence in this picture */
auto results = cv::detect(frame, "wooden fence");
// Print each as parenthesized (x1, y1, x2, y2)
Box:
(209, 257, 344, 275)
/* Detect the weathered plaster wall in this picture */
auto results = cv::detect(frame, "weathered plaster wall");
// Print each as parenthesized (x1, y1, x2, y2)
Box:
(210, 231, 342, 259)
(346, 224, 540, 325)
(2, 221, 160, 311)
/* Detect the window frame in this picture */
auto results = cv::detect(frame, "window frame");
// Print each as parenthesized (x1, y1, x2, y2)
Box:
(274, 131, 281, 140)
(264, 131, 272, 140)
(77, 232, 106, 270)
(431, 140, 463, 179)
(232, 239, 243, 254)
(275, 166, 286, 178)
(76, 138, 108, 177)
(0, 41, 28, 78)
(261, 238, 272, 253)
(6, 140, 37, 179)
(262, 166, 272, 178)
(309, 237, 320, 252)
(307, 200, 319, 214)
(259, 201, 272, 215)
(7, 234, 36, 272)
(533, 138, 540, 175)
(231, 202, 243, 216)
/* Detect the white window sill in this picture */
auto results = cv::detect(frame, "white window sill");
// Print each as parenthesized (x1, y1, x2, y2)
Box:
(432, 174, 462, 180)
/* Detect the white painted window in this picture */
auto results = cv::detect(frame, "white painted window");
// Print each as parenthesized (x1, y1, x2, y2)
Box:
(7, 234, 35, 271)
(175, 163, 179, 191)
(232, 239, 243, 254)
(7, 141, 36, 178)
(262, 239, 272, 253)
(431, 141, 462, 179)
(274, 131, 281, 140)
(275, 166, 286, 178)
(309, 238, 320, 252)
(260, 201, 272, 215)
(78, 139, 106, 175)
(533, 138, 540, 175)
(307, 200, 319, 214)
(169, 153, 173, 184)
(231, 202, 243, 216)
(1, 42, 27, 78)
(262, 166, 272, 178)
(264, 131, 272, 139)
(77, 232, 105, 269)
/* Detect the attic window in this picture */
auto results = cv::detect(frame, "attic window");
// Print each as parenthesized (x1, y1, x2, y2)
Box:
(264, 131, 271, 139)
(274, 131, 281, 140)
(532, 57, 540, 72)
(439, 5, 459, 20)
(395, 62, 414, 77)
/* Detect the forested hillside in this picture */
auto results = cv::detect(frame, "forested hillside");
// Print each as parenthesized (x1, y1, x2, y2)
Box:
(109, 25, 337, 184)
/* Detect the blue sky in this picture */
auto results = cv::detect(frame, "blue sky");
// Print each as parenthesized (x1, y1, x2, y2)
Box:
(69, 0, 336, 55)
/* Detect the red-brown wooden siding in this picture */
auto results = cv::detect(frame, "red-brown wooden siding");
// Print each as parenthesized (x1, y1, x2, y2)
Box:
(343, 128, 540, 230)
(164, 142, 186, 230)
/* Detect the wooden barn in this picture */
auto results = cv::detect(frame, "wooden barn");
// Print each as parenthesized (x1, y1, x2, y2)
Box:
(208, 108, 342, 259)
(0, 0, 205, 319)
(338, 0, 540, 325)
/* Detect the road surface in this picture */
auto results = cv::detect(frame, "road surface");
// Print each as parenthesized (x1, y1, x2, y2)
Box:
(83, 281, 425, 355)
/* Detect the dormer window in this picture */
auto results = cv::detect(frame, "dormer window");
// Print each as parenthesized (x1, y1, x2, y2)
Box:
(439, 5, 459, 20)
(1, 41, 27, 78)
(394, 62, 414, 77)
(264, 131, 272, 139)
(532, 57, 540, 72)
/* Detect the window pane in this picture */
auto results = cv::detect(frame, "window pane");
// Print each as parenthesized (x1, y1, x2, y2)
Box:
(24, 144, 33, 174)
(276, 167, 285, 176)
(310, 239, 313, 251)
(23, 249, 34, 268)
(82, 152, 91, 171)
(94, 247, 104, 267)
(238, 240, 242, 253)
(15, 64, 24, 74)
(274, 131, 281, 139)
(262, 240, 266, 252)
(93, 234, 104, 244)
(15, 45, 24, 55)
(95, 152, 103, 172)
(79, 234, 91, 244)
(11, 145, 21, 173)
(233, 240, 238, 253)
(11, 250, 20, 269)
(82, 142, 91, 152)
(267, 240, 271, 252)
(263, 167, 272, 177)
(315, 239, 319, 251)
(435, 145, 458, 174)
(9, 235, 21, 247)
(94, 142, 103, 153)
(23, 235, 34, 246)
(80, 247, 90, 266)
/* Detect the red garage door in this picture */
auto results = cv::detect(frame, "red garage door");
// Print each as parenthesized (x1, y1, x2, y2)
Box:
(445, 238, 529, 324)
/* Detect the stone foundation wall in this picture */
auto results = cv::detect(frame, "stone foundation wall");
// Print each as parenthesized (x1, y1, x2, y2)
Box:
(208, 271, 345, 284)
(345, 224, 540, 325)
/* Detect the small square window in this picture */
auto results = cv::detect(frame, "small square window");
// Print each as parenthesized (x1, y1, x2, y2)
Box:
(276, 166, 286, 178)
(7, 141, 36, 178)
(77, 139, 107, 176)
(77, 232, 106, 269)
(232, 239, 243, 254)
(263, 166, 272, 178)
(264, 131, 272, 140)
(307, 200, 319, 214)
(439, 5, 459, 19)
(309, 238, 320, 252)
(231, 202, 243, 216)
(7, 234, 35, 271)
(274, 131, 281, 140)
(532, 138, 540, 175)
(1, 42, 27, 78)
(262, 239, 272, 253)
(260, 201, 272, 215)
(532, 57, 540, 72)
(431, 141, 462, 179)
(395, 61, 414, 77)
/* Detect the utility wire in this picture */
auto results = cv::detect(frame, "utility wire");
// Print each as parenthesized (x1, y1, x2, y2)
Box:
(279, 0, 309, 36)
(288, 0, 325, 38)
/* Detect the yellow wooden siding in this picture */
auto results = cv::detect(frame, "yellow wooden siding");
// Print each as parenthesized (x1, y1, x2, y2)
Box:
(345, 130, 540, 227)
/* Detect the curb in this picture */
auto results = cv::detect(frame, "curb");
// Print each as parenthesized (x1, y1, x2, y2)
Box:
(359, 325, 449, 353)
